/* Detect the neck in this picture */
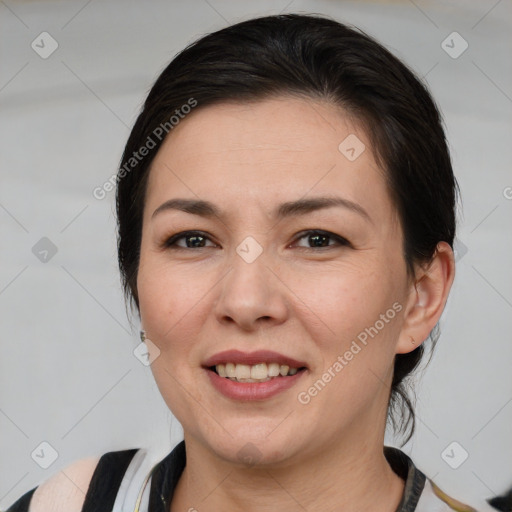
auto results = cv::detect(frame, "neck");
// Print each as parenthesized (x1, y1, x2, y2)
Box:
(170, 417, 405, 512)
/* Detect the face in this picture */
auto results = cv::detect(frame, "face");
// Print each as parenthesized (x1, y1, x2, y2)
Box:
(137, 96, 414, 466)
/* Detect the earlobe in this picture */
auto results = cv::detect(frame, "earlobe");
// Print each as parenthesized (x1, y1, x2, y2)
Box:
(396, 242, 456, 355)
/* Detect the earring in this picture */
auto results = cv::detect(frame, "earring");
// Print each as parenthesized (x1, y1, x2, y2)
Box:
(140, 330, 146, 343)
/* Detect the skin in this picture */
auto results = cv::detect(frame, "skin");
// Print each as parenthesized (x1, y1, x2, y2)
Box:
(136, 96, 455, 512)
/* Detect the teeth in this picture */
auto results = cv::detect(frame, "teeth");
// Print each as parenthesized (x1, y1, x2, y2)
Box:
(214, 362, 301, 381)
(235, 364, 251, 380)
(251, 363, 268, 380)
(225, 363, 236, 378)
(268, 363, 280, 377)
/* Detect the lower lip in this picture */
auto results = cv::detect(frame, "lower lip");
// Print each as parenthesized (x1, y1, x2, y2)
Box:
(205, 368, 306, 400)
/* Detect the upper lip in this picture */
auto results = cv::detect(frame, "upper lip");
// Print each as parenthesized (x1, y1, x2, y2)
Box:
(203, 350, 307, 369)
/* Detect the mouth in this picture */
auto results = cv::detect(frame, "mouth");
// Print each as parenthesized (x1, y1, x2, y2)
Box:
(202, 350, 308, 400)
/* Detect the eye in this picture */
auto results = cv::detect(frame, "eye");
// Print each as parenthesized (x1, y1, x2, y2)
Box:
(163, 230, 217, 249)
(292, 230, 351, 250)
(162, 229, 351, 251)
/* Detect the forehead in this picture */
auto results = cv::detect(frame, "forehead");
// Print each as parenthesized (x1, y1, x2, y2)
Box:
(145, 96, 395, 226)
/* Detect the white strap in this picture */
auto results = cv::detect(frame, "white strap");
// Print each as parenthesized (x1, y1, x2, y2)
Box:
(111, 448, 154, 512)
(133, 470, 152, 512)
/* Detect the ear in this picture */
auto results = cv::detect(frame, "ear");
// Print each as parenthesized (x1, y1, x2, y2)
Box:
(396, 241, 456, 354)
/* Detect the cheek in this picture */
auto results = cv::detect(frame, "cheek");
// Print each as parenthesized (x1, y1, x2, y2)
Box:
(137, 254, 222, 370)
(294, 263, 406, 414)
(137, 261, 209, 415)
(292, 263, 400, 342)
(297, 269, 403, 423)
(137, 254, 188, 346)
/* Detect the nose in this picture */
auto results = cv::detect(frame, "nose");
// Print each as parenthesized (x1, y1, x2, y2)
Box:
(214, 247, 289, 332)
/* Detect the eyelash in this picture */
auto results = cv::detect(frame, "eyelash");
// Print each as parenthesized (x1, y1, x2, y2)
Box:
(163, 230, 351, 251)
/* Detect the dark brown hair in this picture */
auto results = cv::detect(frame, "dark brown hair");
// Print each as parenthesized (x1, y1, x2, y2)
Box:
(116, 13, 458, 444)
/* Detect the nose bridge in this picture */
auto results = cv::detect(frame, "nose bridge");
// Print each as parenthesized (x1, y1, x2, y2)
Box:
(214, 235, 288, 328)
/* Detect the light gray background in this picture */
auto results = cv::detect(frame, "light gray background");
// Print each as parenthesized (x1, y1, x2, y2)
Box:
(1, 0, 511, 510)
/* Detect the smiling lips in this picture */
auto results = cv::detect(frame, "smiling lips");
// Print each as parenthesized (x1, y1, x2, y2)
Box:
(203, 349, 307, 399)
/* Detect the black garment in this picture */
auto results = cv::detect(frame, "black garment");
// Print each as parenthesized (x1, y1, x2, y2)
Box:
(3, 442, 444, 512)
(3, 490, 35, 512)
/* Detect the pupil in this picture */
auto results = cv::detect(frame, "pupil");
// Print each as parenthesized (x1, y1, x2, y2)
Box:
(187, 235, 205, 248)
(310, 234, 328, 247)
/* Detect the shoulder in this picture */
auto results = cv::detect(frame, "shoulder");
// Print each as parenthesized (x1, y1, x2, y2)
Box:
(5, 447, 142, 512)
(28, 454, 101, 512)
(383, 446, 483, 512)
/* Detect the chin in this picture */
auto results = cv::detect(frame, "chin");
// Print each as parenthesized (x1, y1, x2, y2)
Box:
(199, 425, 303, 468)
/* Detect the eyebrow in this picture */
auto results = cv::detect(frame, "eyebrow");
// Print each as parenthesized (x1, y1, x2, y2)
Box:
(151, 196, 372, 223)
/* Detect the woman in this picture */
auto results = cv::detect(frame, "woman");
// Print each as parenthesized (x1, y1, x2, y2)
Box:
(6, 13, 477, 512)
